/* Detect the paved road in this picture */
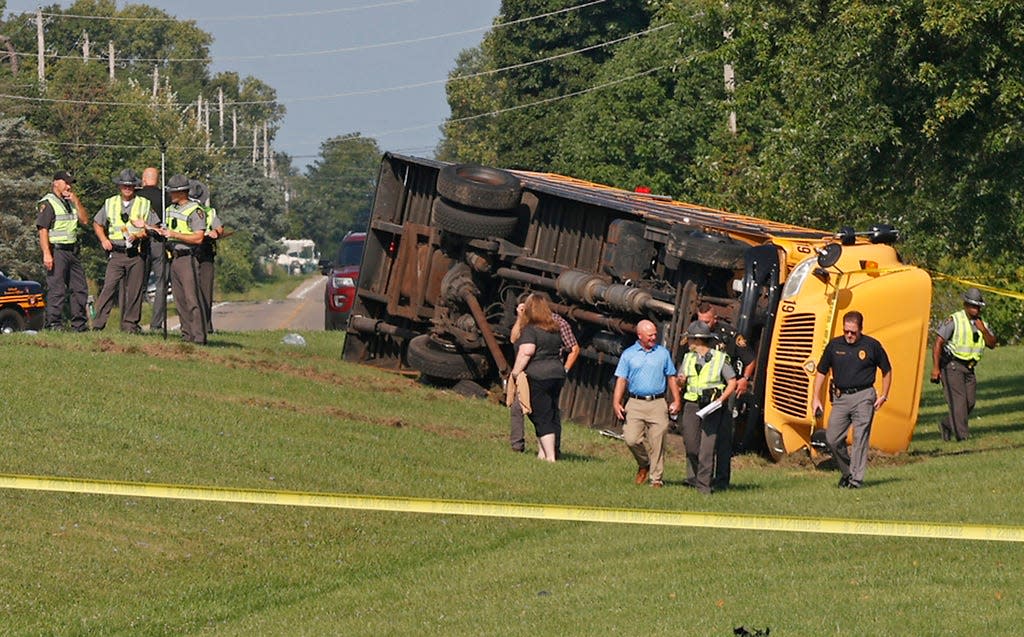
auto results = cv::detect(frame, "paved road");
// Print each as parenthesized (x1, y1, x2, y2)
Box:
(166, 275, 326, 333)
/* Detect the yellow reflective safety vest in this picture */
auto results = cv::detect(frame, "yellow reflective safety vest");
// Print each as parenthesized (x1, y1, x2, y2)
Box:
(103, 195, 151, 242)
(40, 193, 77, 244)
(947, 310, 985, 362)
(682, 349, 727, 402)
(166, 201, 202, 242)
(204, 206, 217, 232)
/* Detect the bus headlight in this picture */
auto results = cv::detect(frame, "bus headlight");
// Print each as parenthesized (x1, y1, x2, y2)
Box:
(780, 257, 815, 301)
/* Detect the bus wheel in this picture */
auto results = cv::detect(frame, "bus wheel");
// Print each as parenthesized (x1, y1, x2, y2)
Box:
(436, 163, 522, 211)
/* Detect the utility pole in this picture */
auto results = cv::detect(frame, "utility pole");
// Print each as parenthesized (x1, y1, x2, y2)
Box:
(82, 31, 89, 60)
(218, 87, 225, 145)
(204, 96, 211, 150)
(36, 9, 44, 84)
(152, 64, 159, 98)
(108, 41, 115, 81)
(232, 109, 238, 147)
(196, 94, 203, 131)
(724, 3, 736, 135)
(262, 121, 269, 176)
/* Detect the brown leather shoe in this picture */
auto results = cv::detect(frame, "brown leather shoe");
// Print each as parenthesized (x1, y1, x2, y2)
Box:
(650, 480, 664, 488)
(634, 466, 649, 485)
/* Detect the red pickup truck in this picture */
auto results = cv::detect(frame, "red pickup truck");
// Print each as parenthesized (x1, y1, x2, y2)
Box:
(321, 232, 366, 330)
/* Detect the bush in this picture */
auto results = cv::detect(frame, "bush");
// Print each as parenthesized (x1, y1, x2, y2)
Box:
(215, 230, 255, 294)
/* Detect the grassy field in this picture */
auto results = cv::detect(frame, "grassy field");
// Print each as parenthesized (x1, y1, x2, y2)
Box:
(0, 327, 1022, 635)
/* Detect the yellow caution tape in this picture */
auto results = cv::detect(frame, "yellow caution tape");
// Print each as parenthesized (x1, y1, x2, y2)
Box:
(929, 271, 1024, 302)
(1, 473, 1022, 543)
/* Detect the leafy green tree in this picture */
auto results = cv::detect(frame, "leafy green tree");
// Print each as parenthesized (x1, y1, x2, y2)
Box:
(552, 21, 718, 196)
(289, 134, 381, 258)
(437, 0, 652, 169)
(209, 160, 287, 272)
(436, 45, 501, 165)
(5, 0, 212, 102)
(0, 117, 53, 282)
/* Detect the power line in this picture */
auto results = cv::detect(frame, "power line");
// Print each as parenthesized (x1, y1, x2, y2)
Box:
(13, 0, 606, 64)
(39, 0, 418, 22)
(0, 58, 674, 154)
(0, 22, 667, 107)
(0, 58, 671, 157)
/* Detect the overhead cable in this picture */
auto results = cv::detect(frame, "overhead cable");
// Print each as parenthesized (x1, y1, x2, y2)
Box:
(0, 22, 668, 107)
(16, 0, 605, 63)
(0, 59, 672, 153)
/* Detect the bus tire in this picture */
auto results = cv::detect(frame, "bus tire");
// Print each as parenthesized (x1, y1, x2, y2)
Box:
(406, 334, 490, 380)
(436, 163, 522, 211)
(432, 198, 519, 240)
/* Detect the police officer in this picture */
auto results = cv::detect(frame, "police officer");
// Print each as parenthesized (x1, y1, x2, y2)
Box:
(696, 302, 754, 489)
(931, 288, 997, 441)
(36, 170, 89, 331)
(677, 320, 737, 494)
(91, 169, 150, 333)
(812, 311, 892, 488)
(158, 174, 207, 344)
(188, 180, 224, 334)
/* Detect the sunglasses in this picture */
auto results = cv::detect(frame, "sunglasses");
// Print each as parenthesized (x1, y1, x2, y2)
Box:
(843, 329, 860, 335)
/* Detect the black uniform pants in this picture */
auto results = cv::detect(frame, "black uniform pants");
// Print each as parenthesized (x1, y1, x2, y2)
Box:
(44, 247, 88, 331)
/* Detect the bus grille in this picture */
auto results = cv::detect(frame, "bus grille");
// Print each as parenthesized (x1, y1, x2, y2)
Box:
(770, 313, 816, 418)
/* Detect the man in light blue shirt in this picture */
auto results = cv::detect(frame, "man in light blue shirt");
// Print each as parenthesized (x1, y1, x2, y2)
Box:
(612, 320, 681, 487)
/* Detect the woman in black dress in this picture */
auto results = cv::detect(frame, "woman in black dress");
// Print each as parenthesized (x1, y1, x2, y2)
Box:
(509, 293, 566, 462)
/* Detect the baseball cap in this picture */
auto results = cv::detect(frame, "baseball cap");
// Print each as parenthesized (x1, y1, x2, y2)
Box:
(53, 170, 75, 184)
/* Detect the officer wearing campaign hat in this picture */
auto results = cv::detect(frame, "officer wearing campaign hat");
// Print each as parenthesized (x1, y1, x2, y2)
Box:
(686, 319, 714, 340)
(677, 319, 737, 494)
(91, 168, 152, 333)
(157, 173, 208, 343)
(695, 302, 756, 489)
(963, 287, 986, 307)
(931, 287, 997, 441)
(36, 169, 90, 331)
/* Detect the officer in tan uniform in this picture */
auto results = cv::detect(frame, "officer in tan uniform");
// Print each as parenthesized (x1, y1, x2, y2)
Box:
(157, 174, 207, 344)
(92, 169, 150, 333)
(931, 288, 997, 441)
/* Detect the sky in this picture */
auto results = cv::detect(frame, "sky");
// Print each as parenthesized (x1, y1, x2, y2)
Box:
(3, 0, 503, 167)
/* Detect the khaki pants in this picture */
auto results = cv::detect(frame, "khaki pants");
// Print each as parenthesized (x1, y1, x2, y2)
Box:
(622, 397, 670, 484)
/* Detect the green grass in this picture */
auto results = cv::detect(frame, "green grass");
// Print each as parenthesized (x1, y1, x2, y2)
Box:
(0, 330, 1022, 635)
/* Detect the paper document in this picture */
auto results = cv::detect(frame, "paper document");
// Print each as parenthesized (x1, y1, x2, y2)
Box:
(695, 399, 722, 419)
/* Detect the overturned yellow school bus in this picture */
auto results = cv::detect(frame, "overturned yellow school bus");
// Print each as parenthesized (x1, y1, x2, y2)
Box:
(343, 153, 931, 459)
